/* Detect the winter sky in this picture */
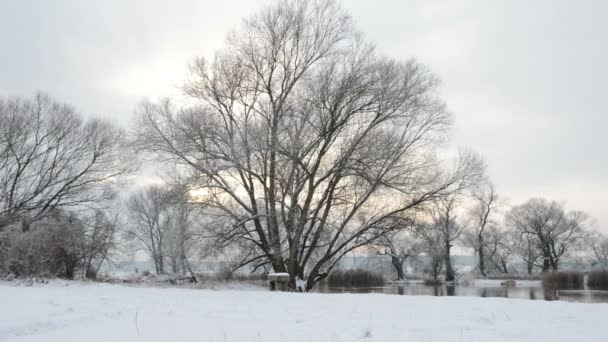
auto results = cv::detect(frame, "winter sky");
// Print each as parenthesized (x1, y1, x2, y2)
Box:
(1, 0, 606, 231)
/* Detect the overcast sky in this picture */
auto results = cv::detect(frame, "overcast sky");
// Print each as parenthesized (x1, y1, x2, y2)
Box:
(1, 0, 606, 231)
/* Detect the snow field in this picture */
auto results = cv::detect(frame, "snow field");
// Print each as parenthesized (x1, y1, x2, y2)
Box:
(0, 281, 605, 342)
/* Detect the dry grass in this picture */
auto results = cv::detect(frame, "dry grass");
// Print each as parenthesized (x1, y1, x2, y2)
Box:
(327, 269, 385, 287)
(587, 271, 608, 290)
(541, 271, 584, 289)
(486, 273, 542, 281)
(423, 278, 443, 286)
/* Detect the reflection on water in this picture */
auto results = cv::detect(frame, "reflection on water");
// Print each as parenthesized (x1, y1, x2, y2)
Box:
(314, 283, 608, 304)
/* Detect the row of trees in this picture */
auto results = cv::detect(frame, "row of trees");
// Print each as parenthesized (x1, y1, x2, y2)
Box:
(374, 183, 605, 282)
(124, 183, 201, 276)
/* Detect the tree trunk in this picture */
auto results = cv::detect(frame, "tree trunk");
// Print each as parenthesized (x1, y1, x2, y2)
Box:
(170, 256, 178, 274)
(392, 256, 405, 280)
(445, 242, 455, 282)
(542, 257, 550, 272)
(158, 254, 164, 274)
(478, 244, 486, 277)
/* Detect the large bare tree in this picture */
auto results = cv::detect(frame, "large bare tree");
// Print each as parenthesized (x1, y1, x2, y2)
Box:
(505, 198, 588, 272)
(0, 93, 131, 229)
(133, 0, 483, 290)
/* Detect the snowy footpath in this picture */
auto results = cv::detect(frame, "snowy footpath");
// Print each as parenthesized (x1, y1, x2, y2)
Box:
(0, 281, 606, 342)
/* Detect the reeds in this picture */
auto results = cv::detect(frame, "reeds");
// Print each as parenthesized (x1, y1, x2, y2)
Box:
(541, 272, 584, 289)
(327, 269, 385, 287)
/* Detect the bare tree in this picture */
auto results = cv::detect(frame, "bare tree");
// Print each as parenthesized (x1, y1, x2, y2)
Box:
(0, 93, 131, 229)
(431, 196, 467, 282)
(125, 185, 174, 274)
(372, 227, 423, 281)
(414, 222, 444, 281)
(483, 226, 514, 274)
(584, 230, 608, 269)
(505, 198, 589, 272)
(133, 0, 483, 290)
(511, 229, 542, 274)
(463, 183, 501, 276)
(80, 209, 120, 279)
(164, 183, 200, 275)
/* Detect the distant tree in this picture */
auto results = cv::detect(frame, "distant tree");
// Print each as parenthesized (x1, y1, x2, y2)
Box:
(464, 183, 501, 276)
(372, 227, 423, 281)
(125, 183, 202, 275)
(431, 197, 467, 281)
(80, 209, 120, 279)
(506, 198, 589, 272)
(415, 222, 445, 281)
(133, 0, 484, 290)
(484, 226, 514, 274)
(584, 230, 608, 269)
(164, 183, 200, 275)
(125, 185, 174, 274)
(512, 229, 542, 274)
(0, 93, 131, 230)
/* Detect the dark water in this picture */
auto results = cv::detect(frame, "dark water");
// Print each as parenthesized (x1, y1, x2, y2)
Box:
(313, 284, 608, 304)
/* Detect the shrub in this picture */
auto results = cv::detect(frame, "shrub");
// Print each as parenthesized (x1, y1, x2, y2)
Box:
(587, 271, 608, 290)
(423, 278, 443, 286)
(541, 271, 584, 289)
(1, 210, 117, 279)
(327, 269, 384, 287)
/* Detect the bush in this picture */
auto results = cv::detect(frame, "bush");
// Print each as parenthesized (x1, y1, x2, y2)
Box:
(197, 270, 267, 282)
(587, 271, 608, 290)
(423, 278, 443, 286)
(1, 210, 116, 279)
(327, 269, 384, 287)
(541, 272, 584, 289)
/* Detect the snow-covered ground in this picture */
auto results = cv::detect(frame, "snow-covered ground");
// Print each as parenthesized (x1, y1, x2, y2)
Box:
(0, 281, 606, 342)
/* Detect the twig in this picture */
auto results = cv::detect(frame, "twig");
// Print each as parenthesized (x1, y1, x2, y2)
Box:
(135, 310, 140, 336)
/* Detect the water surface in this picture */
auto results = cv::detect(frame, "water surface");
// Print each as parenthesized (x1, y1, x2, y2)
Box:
(313, 283, 608, 304)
